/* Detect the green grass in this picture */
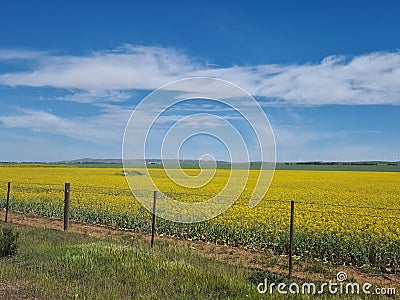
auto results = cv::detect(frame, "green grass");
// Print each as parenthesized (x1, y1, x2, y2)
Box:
(275, 162, 400, 172)
(0, 224, 395, 299)
(0, 225, 259, 299)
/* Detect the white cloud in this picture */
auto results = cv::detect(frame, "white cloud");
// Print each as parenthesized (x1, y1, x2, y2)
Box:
(0, 103, 239, 147)
(0, 49, 46, 60)
(0, 45, 399, 105)
(252, 53, 400, 105)
(55, 89, 132, 103)
(0, 45, 196, 90)
(0, 105, 132, 144)
(1, 45, 400, 162)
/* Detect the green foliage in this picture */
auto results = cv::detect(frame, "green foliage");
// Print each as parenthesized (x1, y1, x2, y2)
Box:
(1, 197, 399, 272)
(0, 226, 262, 299)
(0, 225, 19, 257)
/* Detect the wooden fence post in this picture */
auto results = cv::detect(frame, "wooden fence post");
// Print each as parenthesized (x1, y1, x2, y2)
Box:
(289, 200, 295, 279)
(64, 183, 70, 231)
(5, 182, 10, 222)
(151, 191, 157, 247)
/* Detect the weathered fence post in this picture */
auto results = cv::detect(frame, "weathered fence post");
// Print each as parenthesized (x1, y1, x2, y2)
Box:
(151, 191, 157, 247)
(289, 200, 295, 279)
(64, 183, 70, 231)
(5, 182, 10, 222)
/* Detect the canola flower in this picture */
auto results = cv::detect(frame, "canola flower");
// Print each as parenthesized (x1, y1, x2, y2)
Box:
(0, 165, 399, 270)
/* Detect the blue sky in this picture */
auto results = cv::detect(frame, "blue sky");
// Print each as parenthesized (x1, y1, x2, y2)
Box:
(0, 0, 399, 162)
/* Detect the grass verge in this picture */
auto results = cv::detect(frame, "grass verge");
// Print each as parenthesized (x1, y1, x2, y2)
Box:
(0, 223, 396, 299)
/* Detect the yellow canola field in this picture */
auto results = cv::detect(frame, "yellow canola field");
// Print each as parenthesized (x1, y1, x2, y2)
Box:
(0, 165, 399, 268)
(0, 166, 398, 239)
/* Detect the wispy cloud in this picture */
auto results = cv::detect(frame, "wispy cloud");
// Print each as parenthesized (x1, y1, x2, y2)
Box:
(0, 105, 132, 144)
(54, 89, 132, 103)
(0, 45, 196, 90)
(0, 49, 46, 60)
(1, 45, 400, 105)
(0, 103, 238, 145)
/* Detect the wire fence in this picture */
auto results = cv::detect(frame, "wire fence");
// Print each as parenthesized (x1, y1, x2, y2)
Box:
(1, 180, 399, 220)
(1, 180, 399, 275)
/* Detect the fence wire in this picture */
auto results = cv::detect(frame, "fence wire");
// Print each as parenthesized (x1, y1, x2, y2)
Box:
(2, 181, 399, 220)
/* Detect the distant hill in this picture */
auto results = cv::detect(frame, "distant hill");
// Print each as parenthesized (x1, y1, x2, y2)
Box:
(65, 158, 123, 164)
(63, 158, 230, 165)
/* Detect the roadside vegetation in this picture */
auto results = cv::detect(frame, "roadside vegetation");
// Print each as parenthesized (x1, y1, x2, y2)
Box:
(0, 224, 397, 299)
